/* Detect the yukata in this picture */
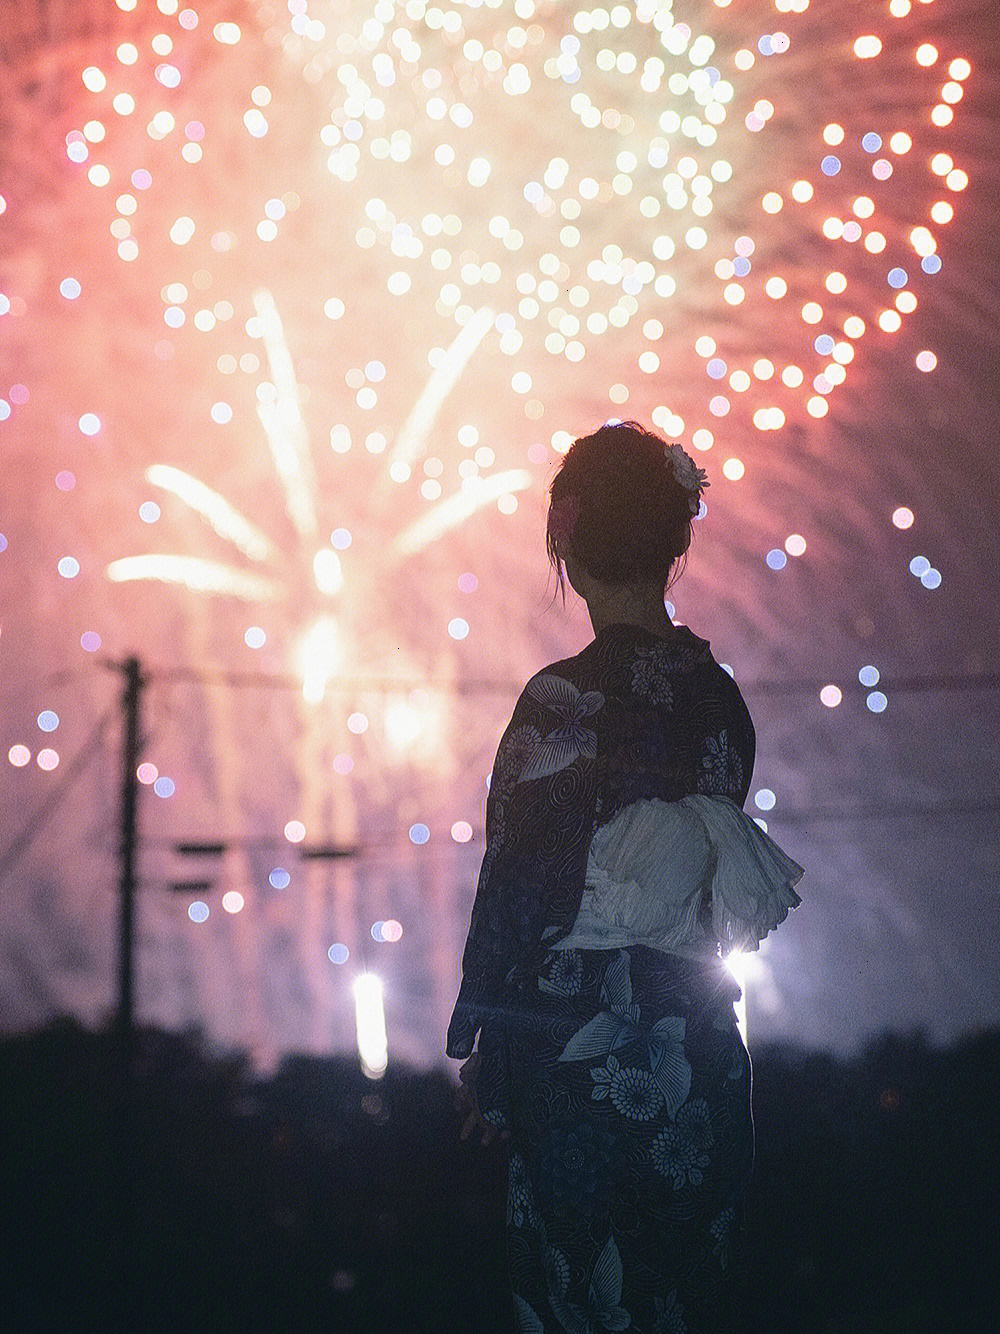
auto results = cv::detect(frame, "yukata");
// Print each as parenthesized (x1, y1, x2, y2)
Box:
(446, 621, 805, 1334)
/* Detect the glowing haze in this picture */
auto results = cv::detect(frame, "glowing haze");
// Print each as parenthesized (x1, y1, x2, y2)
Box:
(1, 0, 995, 1073)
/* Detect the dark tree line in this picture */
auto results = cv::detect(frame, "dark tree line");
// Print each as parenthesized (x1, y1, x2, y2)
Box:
(2, 1016, 996, 1332)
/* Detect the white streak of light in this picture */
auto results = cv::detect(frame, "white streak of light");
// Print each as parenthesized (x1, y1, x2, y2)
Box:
(384, 697, 425, 752)
(146, 465, 276, 563)
(253, 288, 318, 540)
(296, 614, 340, 704)
(106, 555, 282, 601)
(313, 548, 342, 596)
(391, 305, 495, 470)
(354, 972, 388, 1078)
(391, 468, 533, 559)
(725, 950, 759, 1050)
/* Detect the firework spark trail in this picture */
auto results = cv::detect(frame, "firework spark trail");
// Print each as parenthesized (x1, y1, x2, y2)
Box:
(146, 464, 276, 562)
(72, 0, 977, 641)
(304, 0, 974, 443)
(252, 287, 319, 542)
(108, 281, 516, 676)
(391, 468, 535, 559)
(106, 554, 283, 601)
(388, 303, 496, 472)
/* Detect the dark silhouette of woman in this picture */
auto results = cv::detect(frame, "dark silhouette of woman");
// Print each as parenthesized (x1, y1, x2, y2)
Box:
(447, 421, 804, 1333)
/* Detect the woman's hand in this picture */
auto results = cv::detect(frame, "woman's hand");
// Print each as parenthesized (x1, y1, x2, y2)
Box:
(455, 1049, 509, 1147)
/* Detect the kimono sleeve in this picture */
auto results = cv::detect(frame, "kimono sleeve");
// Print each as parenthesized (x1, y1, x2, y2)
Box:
(698, 669, 756, 808)
(445, 681, 553, 1060)
(724, 676, 756, 807)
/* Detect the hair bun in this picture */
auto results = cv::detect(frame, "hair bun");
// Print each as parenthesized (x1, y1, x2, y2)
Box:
(546, 421, 700, 600)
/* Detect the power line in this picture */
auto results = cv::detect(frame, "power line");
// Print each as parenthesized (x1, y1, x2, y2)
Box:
(742, 672, 1000, 698)
(98, 660, 1000, 698)
(3, 657, 983, 891)
(138, 795, 1000, 868)
(0, 705, 116, 885)
(767, 798, 1000, 825)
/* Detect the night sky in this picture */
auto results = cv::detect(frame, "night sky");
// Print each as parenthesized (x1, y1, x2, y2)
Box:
(1, 0, 997, 1075)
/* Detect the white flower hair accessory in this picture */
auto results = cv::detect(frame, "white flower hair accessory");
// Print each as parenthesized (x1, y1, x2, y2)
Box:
(664, 443, 710, 515)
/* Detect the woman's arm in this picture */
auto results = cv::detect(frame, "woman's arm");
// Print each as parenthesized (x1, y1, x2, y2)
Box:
(445, 683, 544, 1059)
(446, 668, 601, 1058)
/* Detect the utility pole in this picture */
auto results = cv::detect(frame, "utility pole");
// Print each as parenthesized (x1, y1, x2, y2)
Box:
(116, 656, 143, 1088)
(113, 655, 142, 1324)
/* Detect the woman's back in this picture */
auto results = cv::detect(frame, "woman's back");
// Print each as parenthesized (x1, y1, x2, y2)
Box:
(450, 622, 804, 1333)
(446, 620, 772, 1050)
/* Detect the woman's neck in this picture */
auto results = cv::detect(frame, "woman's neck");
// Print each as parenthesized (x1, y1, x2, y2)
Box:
(587, 606, 678, 639)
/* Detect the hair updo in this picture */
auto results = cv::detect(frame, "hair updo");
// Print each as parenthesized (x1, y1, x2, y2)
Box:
(546, 420, 696, 606)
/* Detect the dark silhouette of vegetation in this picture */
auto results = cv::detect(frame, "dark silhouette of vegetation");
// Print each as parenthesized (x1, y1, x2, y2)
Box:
(2, 1016, 995, 1331)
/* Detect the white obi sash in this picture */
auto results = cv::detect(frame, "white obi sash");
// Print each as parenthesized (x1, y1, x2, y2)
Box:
(548, 794, 804, 959)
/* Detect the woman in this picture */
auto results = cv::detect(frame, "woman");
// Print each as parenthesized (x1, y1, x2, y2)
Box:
(447, 421, 805, 1333)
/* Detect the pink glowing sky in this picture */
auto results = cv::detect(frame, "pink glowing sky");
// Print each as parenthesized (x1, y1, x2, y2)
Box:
(1, 0, 998, 1072)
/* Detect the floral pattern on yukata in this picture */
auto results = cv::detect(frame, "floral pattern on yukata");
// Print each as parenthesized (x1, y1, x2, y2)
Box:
(650, 1098, 714, 1189)
(710, 1206, 737, 1272)
(591, 1055, 666, 1121)
(653, 1289, 688, 1334)
(696, 729, 744, 798)
(493, 945, 752, 1332)
(557, 950, 692, 1119)
(448, 624, 758, 1327)
(631, 642, 678, 708)
(537, 948, 584, 998)
(536, 1117, 625, 1211)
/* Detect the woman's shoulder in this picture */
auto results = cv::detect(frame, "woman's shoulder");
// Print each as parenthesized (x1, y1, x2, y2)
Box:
(516, 626, 747, 721)
(709, 657, 755, 733)
(531, 623, 708, 675)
